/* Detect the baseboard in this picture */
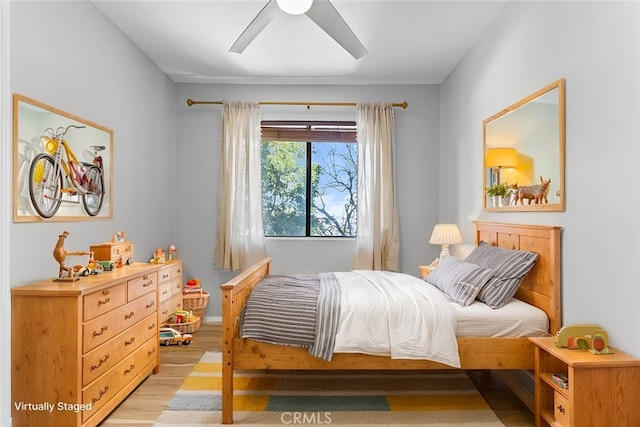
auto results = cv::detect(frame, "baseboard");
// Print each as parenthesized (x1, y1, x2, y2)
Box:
(495, 370, 535, 413)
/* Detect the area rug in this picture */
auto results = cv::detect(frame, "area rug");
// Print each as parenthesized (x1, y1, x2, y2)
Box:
(154, 352, 504, 426)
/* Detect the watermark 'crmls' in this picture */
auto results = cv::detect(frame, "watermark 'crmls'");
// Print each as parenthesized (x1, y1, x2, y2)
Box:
(280, 412, 332, 424)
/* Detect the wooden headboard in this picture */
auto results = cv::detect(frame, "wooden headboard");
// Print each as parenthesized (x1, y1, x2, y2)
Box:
(474, 221, 562, 334)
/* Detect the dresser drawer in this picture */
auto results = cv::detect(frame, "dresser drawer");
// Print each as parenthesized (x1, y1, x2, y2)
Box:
(82, 313, 158, 386)
(84, 283, 126, 321)
(82, 337, 157, 422)
(127, 271, 157, 301)
(159, 262, 182, 283)
(159, 267, 172, 283)
(159, 298, 172, 321)
(169, 263, 182, 279)
(170, 278, 183, 296)
(83, 293, 158, 353)
(159, 281, 172, 303)
(554, 391, 570, 426)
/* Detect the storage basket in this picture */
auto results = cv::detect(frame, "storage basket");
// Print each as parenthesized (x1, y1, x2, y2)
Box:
(182, 291, 209, 319)
(164, 315, 202, 334)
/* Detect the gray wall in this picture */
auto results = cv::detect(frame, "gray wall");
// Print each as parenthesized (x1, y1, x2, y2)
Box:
(174, 83, 441, 318)
(440, 1, 640, 357)
(4, 2, 177, 422)
(9, 0, 177, 286)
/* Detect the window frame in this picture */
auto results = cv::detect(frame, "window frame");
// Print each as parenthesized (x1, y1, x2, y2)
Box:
(261, 120, 357, 238)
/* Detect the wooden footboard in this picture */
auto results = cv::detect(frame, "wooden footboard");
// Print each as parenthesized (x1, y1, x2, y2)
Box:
(220, 257, 271, 424)
(219, 222, 561, 424)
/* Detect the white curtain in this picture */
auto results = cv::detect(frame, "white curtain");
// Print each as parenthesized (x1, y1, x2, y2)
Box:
(214, 102, 266, 271)
(352, 103, 399, 271)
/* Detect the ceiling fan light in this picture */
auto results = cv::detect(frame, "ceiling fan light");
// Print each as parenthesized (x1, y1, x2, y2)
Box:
(276, 0, 313, 15)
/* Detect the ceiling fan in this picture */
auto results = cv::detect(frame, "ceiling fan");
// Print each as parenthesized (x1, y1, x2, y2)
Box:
(229, 0, 368, 59)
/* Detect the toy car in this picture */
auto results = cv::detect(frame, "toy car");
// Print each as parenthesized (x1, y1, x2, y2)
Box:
(97, 260, 115, 271)
(73, 263, 104, 277)
(159, 327, 193, 346)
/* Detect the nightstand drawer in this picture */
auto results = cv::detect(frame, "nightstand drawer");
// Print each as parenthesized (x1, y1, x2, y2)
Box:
(554, 391, 570, 426)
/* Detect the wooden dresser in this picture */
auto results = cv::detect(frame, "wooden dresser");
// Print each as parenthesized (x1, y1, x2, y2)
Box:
(158, 260, 184, 322)
(11, 263, 161, 427)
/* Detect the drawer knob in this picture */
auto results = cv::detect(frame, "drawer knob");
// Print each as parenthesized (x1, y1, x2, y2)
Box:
(148, 323, 156, 330)
(146, 301, 155, 309)
(143, 280, 153, 287)
(102, 290, 110, 295)
(557, 404, 565, 414)
(90, 354, 110, 371)
(124, 311, 135, 320)
(98, 297, 111, 306)
(125, 337, 136, 346)
(124, 364, 136, 374)
(148, 348, 156, 356)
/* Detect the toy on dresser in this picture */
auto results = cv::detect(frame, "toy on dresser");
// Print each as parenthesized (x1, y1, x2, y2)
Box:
(53, 231, 95, 281)
(555, 324, 613, 354)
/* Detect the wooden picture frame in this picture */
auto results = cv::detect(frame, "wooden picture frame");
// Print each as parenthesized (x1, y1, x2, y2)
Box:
(483, 79, 566, 211)
(13, 94, 113, 222)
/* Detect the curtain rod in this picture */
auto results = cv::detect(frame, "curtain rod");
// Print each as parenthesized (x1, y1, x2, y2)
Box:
(186, 99, 408, 109)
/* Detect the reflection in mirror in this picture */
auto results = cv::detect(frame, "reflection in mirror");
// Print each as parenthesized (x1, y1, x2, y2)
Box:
(483, 79, 565, 211)
(13, 94, 113, 222)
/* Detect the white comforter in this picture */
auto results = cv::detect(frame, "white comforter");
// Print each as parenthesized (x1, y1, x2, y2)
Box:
(332, 271, 460, 368)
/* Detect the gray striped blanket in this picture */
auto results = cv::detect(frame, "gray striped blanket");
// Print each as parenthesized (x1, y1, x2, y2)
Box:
(240, 273, 341, 361)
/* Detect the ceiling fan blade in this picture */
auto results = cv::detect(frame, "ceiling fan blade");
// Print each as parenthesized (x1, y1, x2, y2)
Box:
(229, 0, 280, 54)
(305, 0, 367, 59)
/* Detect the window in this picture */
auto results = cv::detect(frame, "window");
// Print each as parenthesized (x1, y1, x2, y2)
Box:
(261, 121, 357, 237)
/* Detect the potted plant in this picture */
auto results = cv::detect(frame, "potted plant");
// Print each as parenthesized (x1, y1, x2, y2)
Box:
(486, 183, 511, 207)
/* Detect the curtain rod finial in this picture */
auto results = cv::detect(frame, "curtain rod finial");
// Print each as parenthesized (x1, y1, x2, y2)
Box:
(186, 98, 194, 106)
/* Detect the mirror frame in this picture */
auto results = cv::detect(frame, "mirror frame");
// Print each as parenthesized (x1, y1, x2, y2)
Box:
(483, 79, 565, 212)
(13, 94, 114, 222)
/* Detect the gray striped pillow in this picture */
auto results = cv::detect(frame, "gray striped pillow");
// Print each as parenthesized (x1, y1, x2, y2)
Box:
(465, 242, 538, 308)
(425, 257, 495, 306)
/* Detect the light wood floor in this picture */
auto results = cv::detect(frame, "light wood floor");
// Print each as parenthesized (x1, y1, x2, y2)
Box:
(100, 322, 534, 426)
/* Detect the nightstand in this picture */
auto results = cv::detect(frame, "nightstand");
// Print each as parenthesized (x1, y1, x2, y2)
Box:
(418, 265, 434, 279)
(530, 336, 640, 426)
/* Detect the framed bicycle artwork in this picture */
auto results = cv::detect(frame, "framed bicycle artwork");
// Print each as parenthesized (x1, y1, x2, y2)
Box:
(13, 94, 113, 222)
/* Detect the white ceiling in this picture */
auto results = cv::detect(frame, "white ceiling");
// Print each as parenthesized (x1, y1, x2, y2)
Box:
(93, 0, 508, 85)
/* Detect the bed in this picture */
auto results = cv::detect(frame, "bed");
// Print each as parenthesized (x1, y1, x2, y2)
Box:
(220, 221, 561, 424)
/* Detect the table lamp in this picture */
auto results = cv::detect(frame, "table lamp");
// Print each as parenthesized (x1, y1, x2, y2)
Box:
(429, 223, 463, 261)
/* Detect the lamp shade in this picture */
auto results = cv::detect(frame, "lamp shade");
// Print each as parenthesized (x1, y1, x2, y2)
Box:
(486, 148, 517, 168)
(276, 0, 313, 15)
(429, 224, 463, 245)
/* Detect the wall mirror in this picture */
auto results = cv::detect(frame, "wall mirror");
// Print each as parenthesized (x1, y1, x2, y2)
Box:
(483, 79, 565, 211)
(13, 94, 113, 222)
